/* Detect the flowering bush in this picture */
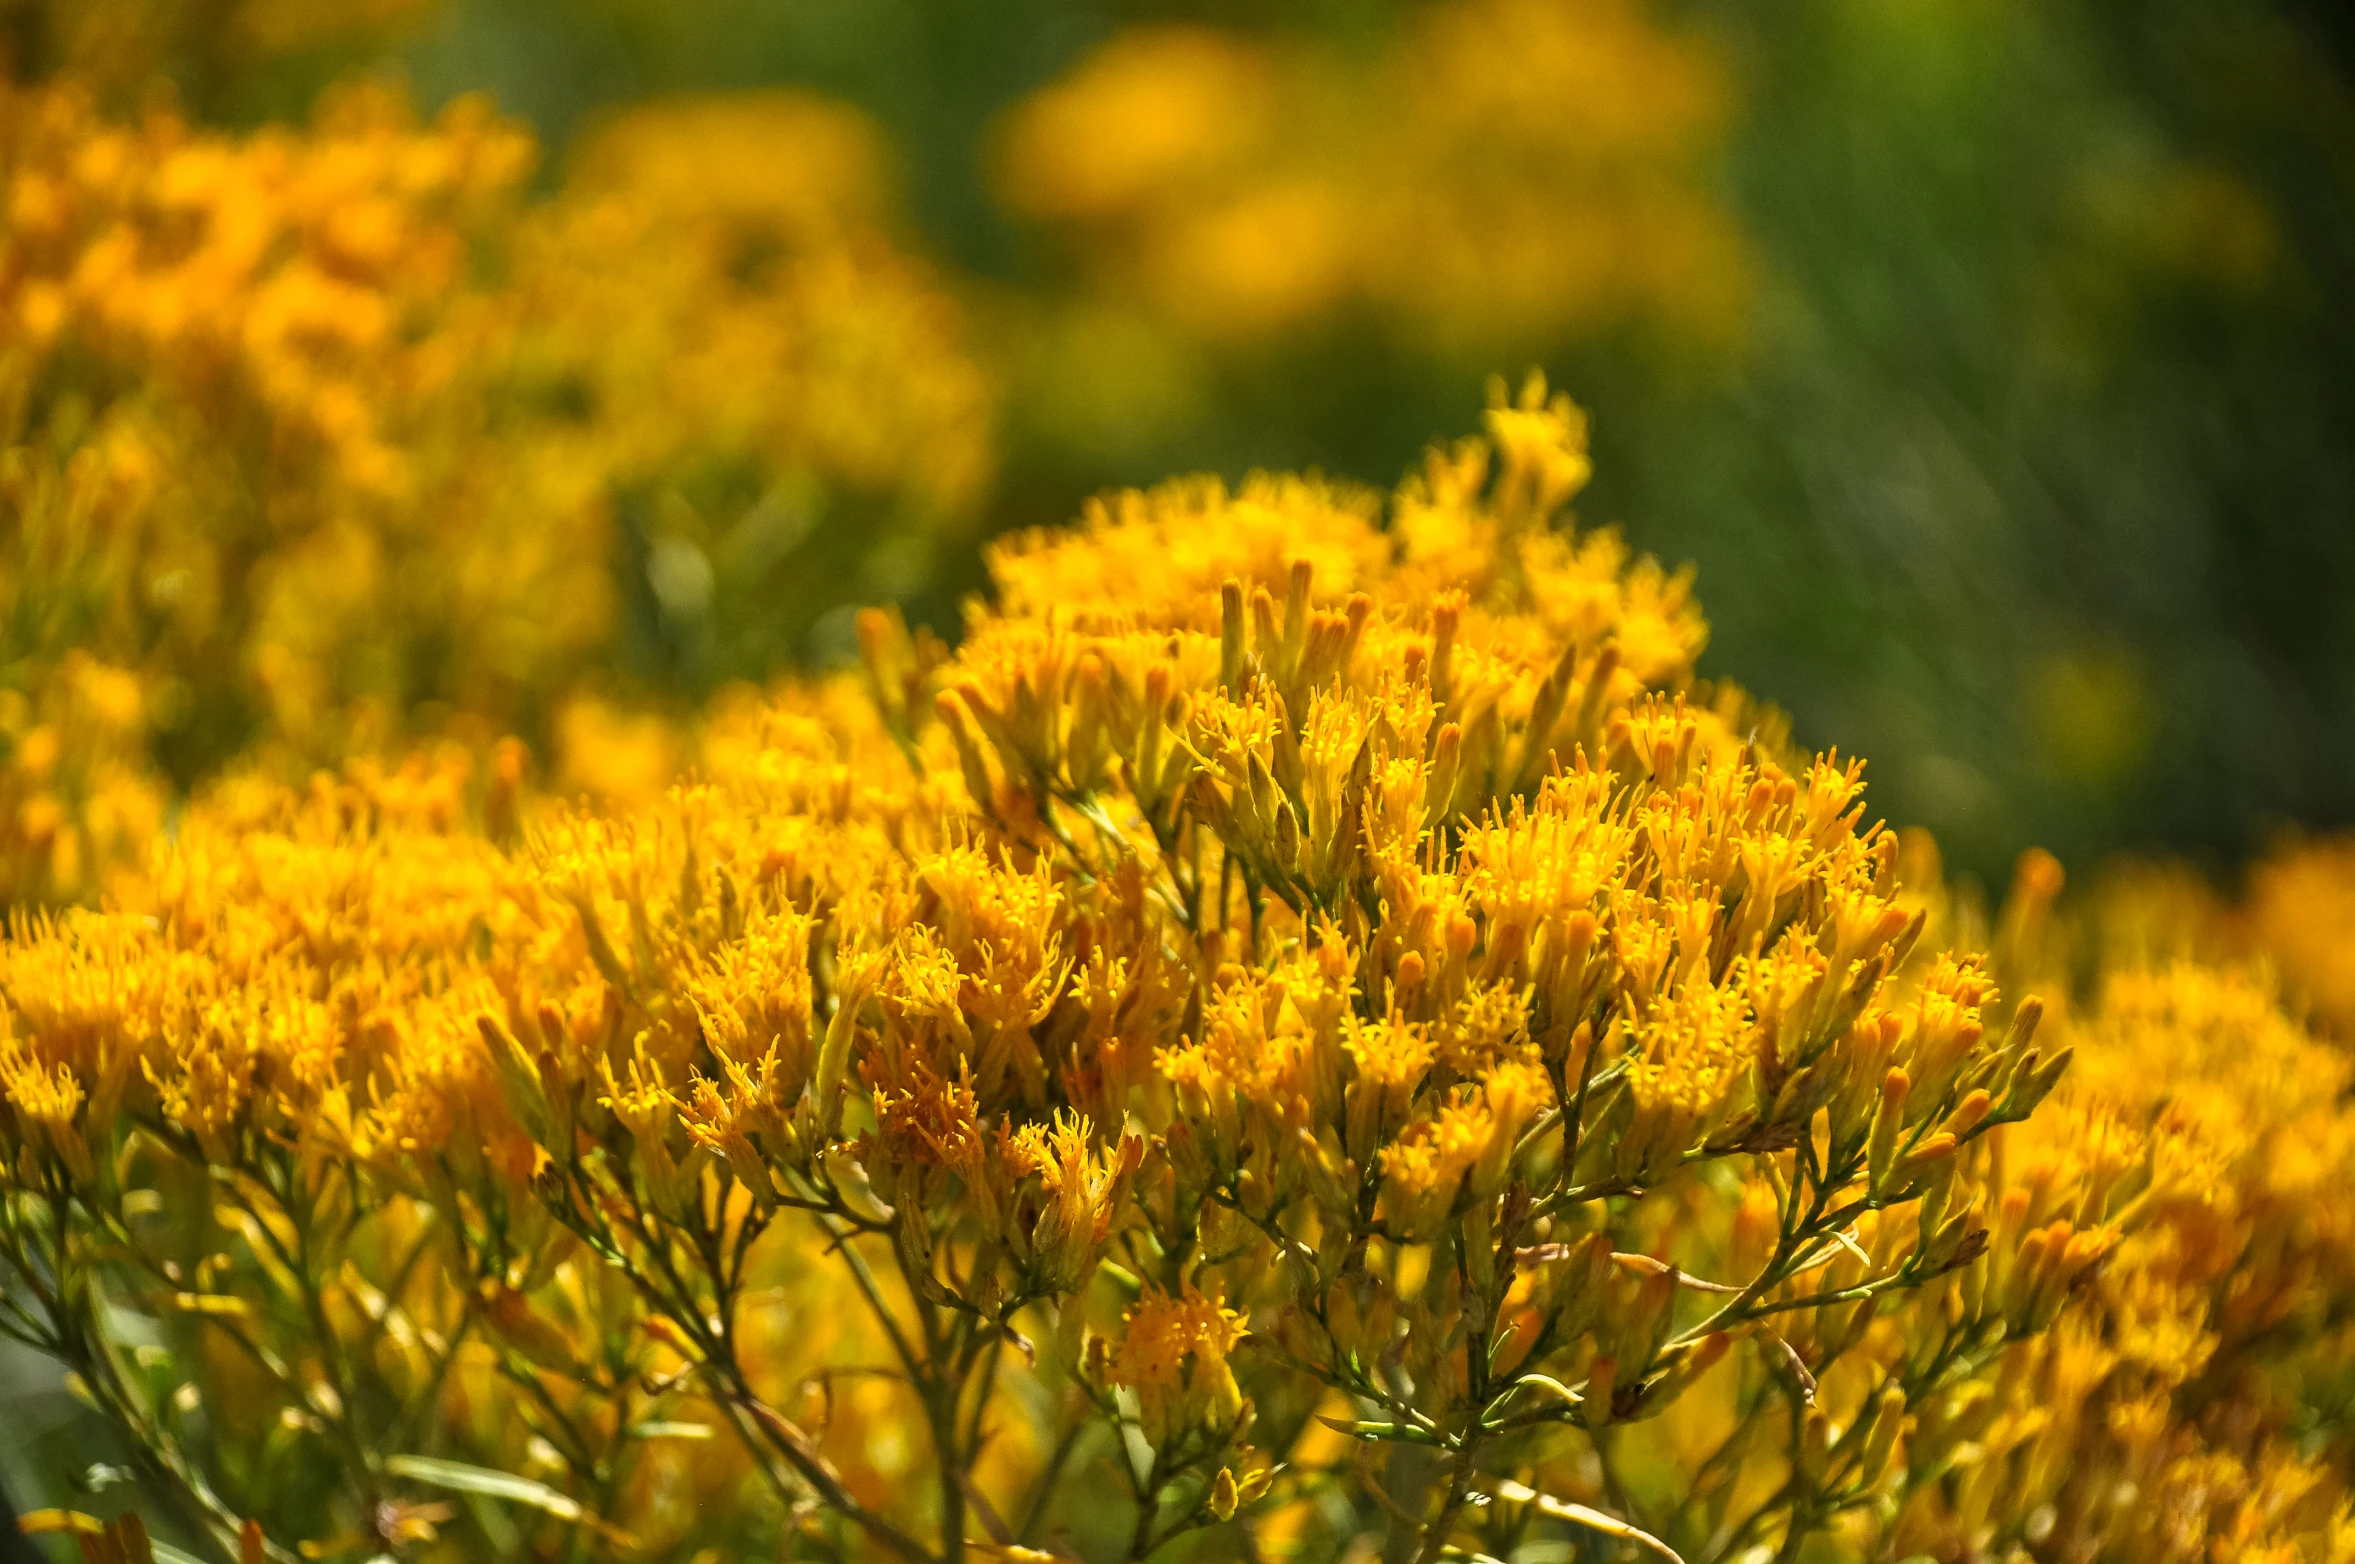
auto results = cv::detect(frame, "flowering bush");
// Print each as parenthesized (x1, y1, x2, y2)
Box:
(21, 378, 2350, 1564)
(0, 77, 994, 900)
(0, 79, 544, 896)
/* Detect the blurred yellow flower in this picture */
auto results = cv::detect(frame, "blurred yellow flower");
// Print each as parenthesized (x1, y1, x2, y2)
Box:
(515, 92, 995, 560)
(2241, 834, 2355, 1038)
(995, 0, 1750, 352)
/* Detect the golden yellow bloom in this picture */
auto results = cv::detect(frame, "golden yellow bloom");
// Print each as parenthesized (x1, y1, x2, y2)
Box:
(1378, 1060, 1551, 1238)
(1112, 1283, 1251, 1449)
(0, 1012, 91, 1183)
(1006, 1109, 1146, 1291)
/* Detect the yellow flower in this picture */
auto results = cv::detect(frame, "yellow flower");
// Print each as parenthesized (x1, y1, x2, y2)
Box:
(1006, 1109, 1146, 1291)
(1112, 1283, 1250, 1449)
(0, 1015, 91, 1183)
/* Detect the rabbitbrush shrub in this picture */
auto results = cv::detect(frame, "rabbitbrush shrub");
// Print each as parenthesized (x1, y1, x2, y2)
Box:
(6, 381, 2355, 1564)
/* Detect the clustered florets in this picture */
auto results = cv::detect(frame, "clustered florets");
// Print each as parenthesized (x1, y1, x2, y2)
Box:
(0, 369, 2345, 1564)
(1, 21, 2351, 1560)
(7, 371, 2352, 1564)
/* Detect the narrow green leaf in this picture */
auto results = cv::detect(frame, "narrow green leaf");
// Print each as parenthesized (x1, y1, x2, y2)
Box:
(1314, 1415, 1444, 1447)
(1483, 1478, 1685, 1563)
(630, 1421, 715, 1441)
(383, 1456, 583, 1520)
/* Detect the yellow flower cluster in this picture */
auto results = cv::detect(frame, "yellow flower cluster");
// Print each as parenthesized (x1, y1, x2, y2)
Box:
(4, 380, 2349, 1564)
(0, 77, 995, 899)
(995, 0, 1749, 352)
(0, 78, 549, 895)
(1111, 1284, 1249, 1450)
(525, 94, 993, 521)
(1855, 858, 2355, 1564)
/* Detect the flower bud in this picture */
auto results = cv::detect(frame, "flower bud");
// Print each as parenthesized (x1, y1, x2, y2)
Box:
(1857, 1386, 1908, 1489)
(1867, 1066, 1909, 1198)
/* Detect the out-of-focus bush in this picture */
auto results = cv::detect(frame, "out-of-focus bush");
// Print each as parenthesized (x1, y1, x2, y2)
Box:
(0, 74, 996, 898)
(519, 93, 995, 698)
(978, 0, 1748, 503)
(2083, 832, 2355, 1044)
(0, 654, 163, 907)
(0, 79, 556, 896)
(0, 0, 432, 119)
(2241, 837, 2355, 1038)
(35, 0, 2353, 886)
(992, 0, 1746, 354)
